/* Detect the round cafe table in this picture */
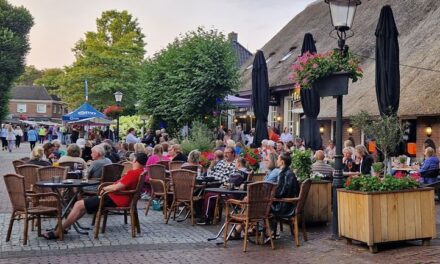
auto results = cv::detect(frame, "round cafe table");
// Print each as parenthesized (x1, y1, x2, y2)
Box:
(35, 179, 99, 234)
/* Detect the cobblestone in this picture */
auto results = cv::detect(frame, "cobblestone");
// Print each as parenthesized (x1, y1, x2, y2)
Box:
(1, 143, 440, 263)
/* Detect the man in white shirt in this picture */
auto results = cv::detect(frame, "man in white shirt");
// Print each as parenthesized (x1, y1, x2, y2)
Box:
(125, 128, 140, 144)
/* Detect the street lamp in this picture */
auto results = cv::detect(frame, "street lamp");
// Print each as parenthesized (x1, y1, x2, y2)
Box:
(114, 91, 123, 142)
(325, 0, 361, 238)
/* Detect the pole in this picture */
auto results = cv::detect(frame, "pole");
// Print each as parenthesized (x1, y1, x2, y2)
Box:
(116, 102, 120, 142)
(332, 95, 344, 238)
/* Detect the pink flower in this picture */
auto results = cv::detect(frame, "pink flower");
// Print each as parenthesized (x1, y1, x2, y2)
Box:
(312, 63, 318, 69)
(294, 83, 301, 89)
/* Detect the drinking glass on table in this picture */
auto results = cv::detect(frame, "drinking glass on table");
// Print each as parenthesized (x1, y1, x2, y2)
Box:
(347, 161, 353, 171)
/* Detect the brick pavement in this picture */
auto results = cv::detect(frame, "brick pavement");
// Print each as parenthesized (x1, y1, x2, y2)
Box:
(0, 143, 440, 263)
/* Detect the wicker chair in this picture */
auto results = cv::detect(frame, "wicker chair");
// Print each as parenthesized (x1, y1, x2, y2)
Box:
(180, 165, 201, 172)
(12, 160, 26, 173)
(4, 174, 63, 245)
(16, 164, 42, 192)
(100, 163, 124, 183)
(158, 160, 170, 170)
(94, 172, 144, 239)
(145, 164, 168, 218)
(224, 181, 277, 252)
(165, 169, 199, 226)
(273, 179, 312, 247)
(169, 161, 184, 170)
(121, 161, 133, 177)
(248, 172, 266, 182)
(58, 161, 78, 171)
(20, 157, 30, 162)
(36, 167, 68, 207)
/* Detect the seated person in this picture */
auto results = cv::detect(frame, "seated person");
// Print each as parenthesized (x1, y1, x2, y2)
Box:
(27, 146, 51, 166)
(229, 157, 250, 187)
(58, 143, 87, 169)
(42, 142, 55, 164)
(355, 145, 374, 175)
(88, 145, 112, 179)
(418, 147, 439, 184)
(168, 144, 187, 162)
(269, 153, 300, 238)
(51, 140, 66, 159)
(311, 150, 334, 178)
(102, 142, 120, 163)
(208, 150, 224, 172)
(263, 152, 281, 183)
(342, 147, 358, 172)
(182, 149, 202, 168)
(43, 153, 147, 239)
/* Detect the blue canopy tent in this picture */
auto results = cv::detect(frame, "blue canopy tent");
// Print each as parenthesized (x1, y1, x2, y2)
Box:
(224, 95, 251, 108)
(62, 102, 108, 123)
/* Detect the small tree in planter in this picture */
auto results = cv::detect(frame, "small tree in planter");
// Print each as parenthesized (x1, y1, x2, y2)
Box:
(371, 162, 384, 177)
(350, 111, 403, 175)
(290, 149, 312, 181)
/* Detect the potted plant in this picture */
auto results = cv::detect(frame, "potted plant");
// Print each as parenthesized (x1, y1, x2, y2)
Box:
(291, 150, 331, 224)
(398, 155, 408, 167)
(291, 50, 363, 97)
(240, 147, 261, 173)
(103, 105, 123, 120)
(371, 162, 384, 177)
(338, 175, 436, 253)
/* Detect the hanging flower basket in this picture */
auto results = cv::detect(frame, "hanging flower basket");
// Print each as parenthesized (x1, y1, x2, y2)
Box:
(103, 105, 123, 119)
(290, 50, 363, 97)
(312, 72, 350, 97)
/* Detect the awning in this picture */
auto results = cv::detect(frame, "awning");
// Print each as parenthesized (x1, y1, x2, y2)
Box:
(63, 102, 108, 122)
(224, 95, 251, 108)
(67, 117, 114, 125)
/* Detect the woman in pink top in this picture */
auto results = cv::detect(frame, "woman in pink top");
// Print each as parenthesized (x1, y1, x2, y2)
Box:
(145, 144, 169, 181)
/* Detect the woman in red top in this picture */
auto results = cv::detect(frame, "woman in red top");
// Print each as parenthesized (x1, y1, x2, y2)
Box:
(43, 153, 148, 240)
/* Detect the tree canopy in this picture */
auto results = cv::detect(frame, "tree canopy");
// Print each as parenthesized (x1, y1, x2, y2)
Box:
(59, 10, 146, 111)
(138, 27, 239, 132)
(0, 0, 33, 122)
(34, 68, 65, 94)
(14, 65, 42, 85)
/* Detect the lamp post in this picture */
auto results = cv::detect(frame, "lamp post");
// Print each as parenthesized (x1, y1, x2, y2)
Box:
(114, 91, 123, 142)
(325, 0, 361, 238)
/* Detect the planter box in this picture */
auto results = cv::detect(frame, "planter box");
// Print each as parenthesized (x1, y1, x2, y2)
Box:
(304, 180, 332, 223)
(337, 188, 436, 253)
(313, 72, 349, 97)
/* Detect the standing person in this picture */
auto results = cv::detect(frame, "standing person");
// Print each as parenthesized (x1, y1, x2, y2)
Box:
(27, 126, 38, 151)
(280, 127, 293, 144)
(324, 140, 336, 160)
(1, 124, 7, 151)
(6, 125, 16, 152)
(47, 126, 53, 142)
(70, 126, 79, 146)
(38, 126, 46, 144)
(126, 128, 140, 144)
(14, 125, 23, 148)
(232, 126, 244, 144)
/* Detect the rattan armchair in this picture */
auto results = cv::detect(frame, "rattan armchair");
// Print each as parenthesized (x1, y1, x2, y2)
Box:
(58, 161, 78, 171)
(101, 163, 124, 183)
(223, 181, 277, 252)
(121, 161, 133, 177)
(4, 174, 63, 245)
(12, 160, 26, 173)
(169, 161, 184, 170)
(94, 172, 144, 239)
(36, 166, 68, 208)
(273, 179, 312, 247)
(158, 160, 170, 170)
(16, 164, 42, 192)
(145, 164, 168, 218)
(165, 169, 199, 226)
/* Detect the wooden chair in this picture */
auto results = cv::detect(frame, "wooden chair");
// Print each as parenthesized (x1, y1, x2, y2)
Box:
(121, 161, 133, 177)
(16, 164, 42, 192)
(12, 160, 26, 173)
(248, 172, 266, 182)
(165, 169, 200, 226)
(224, 181, 277, 252)
(274, 179, 312, 247)
(158, 160, 170, 170)
(94, 172, 144, 239)
(4, 174, 63, 245)
(58, 161, 78, 171)
(145, 164, 168, 218)
(20, 157, 30, 162)
(169, 161, 184, 171)
(36, 166, 68, 207)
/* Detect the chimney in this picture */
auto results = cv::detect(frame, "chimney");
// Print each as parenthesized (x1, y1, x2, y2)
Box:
(228, 32, 238, 42)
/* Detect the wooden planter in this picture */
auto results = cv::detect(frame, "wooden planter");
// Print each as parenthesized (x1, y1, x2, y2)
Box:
(304, 180, 332, 223)
(337, 188, 436, 253)
(313, 72, 349, 97)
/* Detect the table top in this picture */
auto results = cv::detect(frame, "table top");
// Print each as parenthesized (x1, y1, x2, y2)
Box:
(35, 179, 100, 188)
(343, 171, 360, 177)
(204, 187, 247, 195)
(392, 167, 415, 171)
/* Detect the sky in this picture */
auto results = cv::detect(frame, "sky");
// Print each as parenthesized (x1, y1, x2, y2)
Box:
(8, 0, 316, 69)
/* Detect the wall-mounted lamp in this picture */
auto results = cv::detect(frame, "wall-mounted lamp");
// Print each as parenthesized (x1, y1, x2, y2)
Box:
(347, 125, 353, 136)
(234, 118, 238, 123)
(319, 125, 325, 135)
(276, 116, 282, 122)
(426, 125, 432, 137)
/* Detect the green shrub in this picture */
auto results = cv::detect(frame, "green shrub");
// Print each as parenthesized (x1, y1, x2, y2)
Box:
(291, 149, 312, 181)
(180, 121, 214, 154)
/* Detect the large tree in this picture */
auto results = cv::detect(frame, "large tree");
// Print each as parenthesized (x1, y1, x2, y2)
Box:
(139, 27, 239, 132)
(60, 10, 145, 111)
(14, 65, 42, 85)
(0, 0, 33, 123)
(35, 68, 65, 94)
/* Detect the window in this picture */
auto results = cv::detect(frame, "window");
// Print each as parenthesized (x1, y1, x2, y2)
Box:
(284, 97, 295, 134)
(17, 103, 26, 113)
(279, 47, 297, 63)
(268, 105, 278, 128)
(37, 104, 46, 113)
(53, 105, 57, 114)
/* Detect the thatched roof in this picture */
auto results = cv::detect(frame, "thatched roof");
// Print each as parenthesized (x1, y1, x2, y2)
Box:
(239, 0, 440, 118)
